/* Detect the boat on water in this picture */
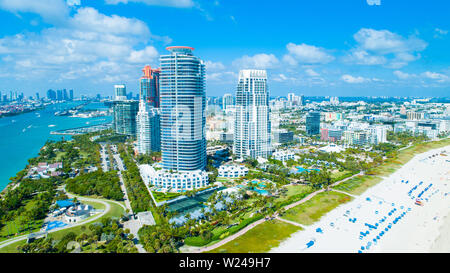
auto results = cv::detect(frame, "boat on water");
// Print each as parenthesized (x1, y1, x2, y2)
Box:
(415, 198, 424, 206)
(48, 124, 56, 127)
(27, 125, 32, 128)
(11, 120, 16, 123)
(22, 128, 26, 132)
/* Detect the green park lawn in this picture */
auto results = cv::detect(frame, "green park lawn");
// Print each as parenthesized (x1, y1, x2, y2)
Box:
(333, 175, 383, 196)
(0, 199, 46, 240)
(151, 191, 181, 203)
(208, 219, 301, 253)
(274, 184, 314, 204)
(281, 191, 352, 226)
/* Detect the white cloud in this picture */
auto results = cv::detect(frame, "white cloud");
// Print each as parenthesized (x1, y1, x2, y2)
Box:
(346, 49, 387, 65)
(367, 0, 381, 6)
(349, 28, 427, 68)
(104, 0, 195, 8)
(233, 53, 279, 69)
(0, 0, 69, 24)
(0, 7, 160, 83)
(434, 28, 448, 39)
(272, 73, 288, 82)
(128, 46, 158, 63)
(66, 0, 80, 6)
(421, 71, 448, 82)
(393, 70, 415, 80)
(354, 28, 427, 54)
(283, 43, 334, 65)
(341, 74, 370, 84)
(71, 7, 150, 36)
(206, 71, 237, 83)
(305, 68, 320, 77)
(205, 60, 225, 71)
(435, 28, 448, 35)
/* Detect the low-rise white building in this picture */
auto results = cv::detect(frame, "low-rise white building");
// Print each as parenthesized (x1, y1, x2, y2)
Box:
(272, 150, 296, 162)
(139, 165, 209, 191)
(218, 165, 248, 178)
(65, 204, 94, 223)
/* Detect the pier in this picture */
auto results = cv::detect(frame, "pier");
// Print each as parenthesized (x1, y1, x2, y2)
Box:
(50, 122, 112, 136)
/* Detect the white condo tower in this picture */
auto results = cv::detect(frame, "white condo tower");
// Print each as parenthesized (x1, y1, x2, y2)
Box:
(233, 69, 272, 159)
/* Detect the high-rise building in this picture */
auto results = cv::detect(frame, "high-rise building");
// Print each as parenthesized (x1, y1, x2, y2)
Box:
(142, 46, 209, 192)
(114, 84, 127, 101)
(137, 65, 161, 155)
(273, 129, 294, 144)
(63, 89, 68, 100)
(56, 90, 63, 101)
(113, 100, 139, 136)
(306, 111, 321, 135)
(47, 89, 56, 100)
(222, 93, 235, 111)
(159, 46, 207, 171)
(35, 92, 40, 100)
(137, 100, 161, 154)
(234, 69, 272, 159)
(140, 65, 160, 107)
(69, 89, 74, 100)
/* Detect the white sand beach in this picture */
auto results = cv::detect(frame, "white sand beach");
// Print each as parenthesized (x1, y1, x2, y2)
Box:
(270, 145, 450, 253)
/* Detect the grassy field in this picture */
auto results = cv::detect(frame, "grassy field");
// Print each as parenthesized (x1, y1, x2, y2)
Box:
(334, 138, 450, 196)
(151, 191, 181, 203)
(0, 199, 47, 240)
(274, 184, 314, 204)
(281, 191, 353, 226)
(207, 219, 301, 253)
(0, 199, 125, 253)
(333, 175, 383, 195)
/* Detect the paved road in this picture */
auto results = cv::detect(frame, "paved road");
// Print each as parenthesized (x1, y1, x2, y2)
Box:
(100, 144, 109, 172)
(113, 153, 133, 215)
(188, 171, 364, 253)
(112, 150, 148, 253)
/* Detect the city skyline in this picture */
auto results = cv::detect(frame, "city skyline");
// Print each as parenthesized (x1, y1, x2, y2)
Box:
(0, 0, 449, 97)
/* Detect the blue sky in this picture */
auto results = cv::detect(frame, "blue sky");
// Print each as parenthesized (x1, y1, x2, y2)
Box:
(0, 0, 449, 97)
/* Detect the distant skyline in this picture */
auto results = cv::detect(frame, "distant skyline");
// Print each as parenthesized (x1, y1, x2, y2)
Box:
(0, 0, 449, 97)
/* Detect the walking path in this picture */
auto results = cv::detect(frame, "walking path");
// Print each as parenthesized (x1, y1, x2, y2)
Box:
(276, 217, 306, 229)
(191, 218, 267, 253)
(187, 171, 363, 253)
(331, 189, 358, 198)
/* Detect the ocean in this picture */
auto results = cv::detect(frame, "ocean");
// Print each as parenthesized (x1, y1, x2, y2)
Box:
(0, 101, 112, 191)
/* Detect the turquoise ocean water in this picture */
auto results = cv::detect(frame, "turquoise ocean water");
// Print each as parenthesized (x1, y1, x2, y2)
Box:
(0, 101, 112, 191)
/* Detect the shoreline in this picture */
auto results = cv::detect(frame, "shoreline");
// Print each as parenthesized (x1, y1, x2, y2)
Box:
(270, 144, 450, 253)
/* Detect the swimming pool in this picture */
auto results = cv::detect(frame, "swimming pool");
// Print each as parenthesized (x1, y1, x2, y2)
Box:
(295, 167, 320, 173)
(45, 221, 68, 231)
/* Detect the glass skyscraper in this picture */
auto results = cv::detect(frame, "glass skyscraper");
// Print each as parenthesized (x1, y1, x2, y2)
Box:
(137, 65, 161, 154)
(113, 100, 139, 136)
(114, 84, 127, 101)
(306, 111, 321, 135)
(234, 69, 272, 159)
(159, 46, 207, 171)
(137, 100, 161, 153)
(140, 65, 160, 107)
